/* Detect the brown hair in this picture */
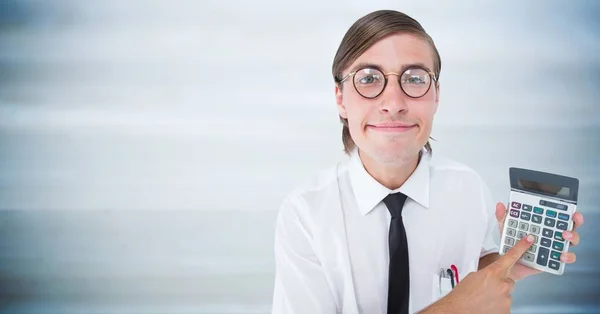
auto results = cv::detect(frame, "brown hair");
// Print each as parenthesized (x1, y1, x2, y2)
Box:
(332, 10, 441, 155)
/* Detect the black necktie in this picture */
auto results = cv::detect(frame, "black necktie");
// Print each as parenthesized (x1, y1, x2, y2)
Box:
(383, 192, 410, 314)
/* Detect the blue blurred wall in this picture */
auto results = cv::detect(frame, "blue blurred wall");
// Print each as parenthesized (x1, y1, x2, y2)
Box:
(0, 1, 599, 313)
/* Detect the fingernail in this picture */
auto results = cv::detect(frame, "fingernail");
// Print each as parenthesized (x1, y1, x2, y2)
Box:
(527, 235, 534, 242)
(563, 232, 572, 239)
(561, 255, 568, 262)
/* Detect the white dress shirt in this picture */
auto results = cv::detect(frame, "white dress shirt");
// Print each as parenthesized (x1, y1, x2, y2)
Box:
(272, 148, 501, 314)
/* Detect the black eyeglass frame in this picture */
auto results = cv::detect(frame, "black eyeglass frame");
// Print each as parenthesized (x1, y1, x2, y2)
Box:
(337, 65, 438, 99)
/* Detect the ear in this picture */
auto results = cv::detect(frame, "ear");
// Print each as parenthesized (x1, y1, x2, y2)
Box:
(335, 85, 347, 119)
(433, 82, 440, 113)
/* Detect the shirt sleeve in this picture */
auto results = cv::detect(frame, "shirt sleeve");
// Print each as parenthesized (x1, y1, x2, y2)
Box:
(271, 194, 337, 314)
(479, 180, 502, 257)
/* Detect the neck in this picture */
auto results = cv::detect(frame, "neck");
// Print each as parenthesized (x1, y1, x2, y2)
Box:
(359, 150, 421, 190)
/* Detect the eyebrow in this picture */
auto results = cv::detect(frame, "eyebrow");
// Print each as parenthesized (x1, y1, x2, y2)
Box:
(348, 62, 434, 74)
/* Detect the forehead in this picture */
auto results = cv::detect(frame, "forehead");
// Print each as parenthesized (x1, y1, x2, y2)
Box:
(347, 33, 435, 73)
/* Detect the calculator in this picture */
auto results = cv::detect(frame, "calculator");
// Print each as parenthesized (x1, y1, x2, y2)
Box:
(499, 167, 579, 275)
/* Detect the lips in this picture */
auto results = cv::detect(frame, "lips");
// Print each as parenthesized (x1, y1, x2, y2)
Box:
(367, 123, 416, 132)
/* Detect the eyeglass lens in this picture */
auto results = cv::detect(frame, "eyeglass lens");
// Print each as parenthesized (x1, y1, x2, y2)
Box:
(353, 67, 432, 98)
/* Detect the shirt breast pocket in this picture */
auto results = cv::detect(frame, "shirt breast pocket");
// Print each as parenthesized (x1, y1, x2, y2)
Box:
(431, 272, 453, 302)
(430, 259, 478, 302)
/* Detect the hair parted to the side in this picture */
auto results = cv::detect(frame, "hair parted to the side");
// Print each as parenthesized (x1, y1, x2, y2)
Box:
(332, 10, 441, 155)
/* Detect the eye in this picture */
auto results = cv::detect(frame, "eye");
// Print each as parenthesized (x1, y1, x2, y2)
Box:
(355, 68, 384, 85)
(401, 68, 430, 85)
(358, 74, 381, 84)
(404, 75, 426, 84)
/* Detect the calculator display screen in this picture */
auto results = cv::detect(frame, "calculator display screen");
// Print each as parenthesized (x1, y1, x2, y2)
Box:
(517, 179, 570, 198)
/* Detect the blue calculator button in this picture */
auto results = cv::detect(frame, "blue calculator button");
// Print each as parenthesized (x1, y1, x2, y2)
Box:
(552, 241, 564, 251)
(556, 221, 568, 231)
(533, 207, 544, 214)
(554, 232, 564, 241)
(548, 260, 561, 271)
(546, 210, 557, 218)
(558, 213, 570, 221)
(541, 238, 552, 247)
(550, 250, 561, 261)
(544, 218, 556, 228)
(537, 247, 549, 266)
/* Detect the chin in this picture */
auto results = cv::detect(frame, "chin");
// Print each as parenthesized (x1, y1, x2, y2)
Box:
(363, 142, 420, 165)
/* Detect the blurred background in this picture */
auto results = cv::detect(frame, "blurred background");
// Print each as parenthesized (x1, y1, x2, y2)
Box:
(0, 0, 599, 313)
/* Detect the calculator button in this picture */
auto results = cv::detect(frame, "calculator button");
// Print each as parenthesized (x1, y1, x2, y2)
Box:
(552, 241, 564, 251)
(551, 250, 561, 261)
(544, 218, 556, 228)
(504, 237, 515, 246)
(556, 221, 568, 230)
(558, 213, 570, 221)
(542, 228, 554, 238)
(530, 225, 541, 234)
(531, 215, 543, 224)
(520, 212, 531, 221)
(518, 222, 529, 231)
(517, 231, 527, 239)
(509, 209, 520, 218)
(537, 247, 549, 266)
(511, 202, 521, 209)
(527, 244, 537, 253)
(503, 245, 511, 253)
(533, 207, 544, 215)
(548, 260, 561, 271)
(546, 210, 557, 218)
(541, 238, 552, 248)
(554, 231, 564, 241)
(532, 235, 539, 243)
(523, 252, 535, 263)
(507, 228, 517, 237)
(508, 219, 519, 228)
(522, 204, 532, 211)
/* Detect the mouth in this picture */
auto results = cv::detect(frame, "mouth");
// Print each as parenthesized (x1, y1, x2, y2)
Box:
(366, 123, 417, 133)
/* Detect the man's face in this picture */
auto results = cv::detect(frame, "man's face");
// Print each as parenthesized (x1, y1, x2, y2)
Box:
(335, 33, 439, 165)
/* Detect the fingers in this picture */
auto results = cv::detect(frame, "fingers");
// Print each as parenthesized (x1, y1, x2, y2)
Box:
(563, 230, 580, 246)
(503, 277, 516, 295)
(496, 202, 507, 231)
(561, 252, 577, 263)
(495, 202, 507, 217)
(572, 212, 584, 230)
(495, 235, 534, 273)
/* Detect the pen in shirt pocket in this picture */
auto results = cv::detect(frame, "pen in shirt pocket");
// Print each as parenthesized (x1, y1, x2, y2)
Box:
(450, 264, 460, 284)
(446, 269, 455, 288)
(438, 268, 454, 291)
(441, 264, 460, 289)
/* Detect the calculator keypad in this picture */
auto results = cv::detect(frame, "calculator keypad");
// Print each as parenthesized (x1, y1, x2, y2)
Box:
(501, 199, 572, 274)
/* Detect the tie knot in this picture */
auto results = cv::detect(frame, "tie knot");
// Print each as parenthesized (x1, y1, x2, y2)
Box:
(383, 192, 407, 218)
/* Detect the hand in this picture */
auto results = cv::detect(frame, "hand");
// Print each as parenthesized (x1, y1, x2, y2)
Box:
(420, 235, 535, 314)
(495, 202, 584, 281)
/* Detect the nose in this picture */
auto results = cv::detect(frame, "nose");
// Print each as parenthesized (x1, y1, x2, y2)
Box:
(379, 77, 408, 114)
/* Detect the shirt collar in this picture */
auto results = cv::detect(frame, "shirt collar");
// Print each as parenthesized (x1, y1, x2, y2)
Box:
(347, 148, 431, 216)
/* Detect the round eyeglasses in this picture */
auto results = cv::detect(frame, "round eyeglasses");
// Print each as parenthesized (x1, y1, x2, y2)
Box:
(338, 66, 437, 99)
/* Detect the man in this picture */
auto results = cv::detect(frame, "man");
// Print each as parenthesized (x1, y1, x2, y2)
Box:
(271, 9, 584, 314)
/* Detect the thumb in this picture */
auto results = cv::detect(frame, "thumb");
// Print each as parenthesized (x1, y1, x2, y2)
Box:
(495, 202, 507, 231)
(495, 234, 534, 273)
